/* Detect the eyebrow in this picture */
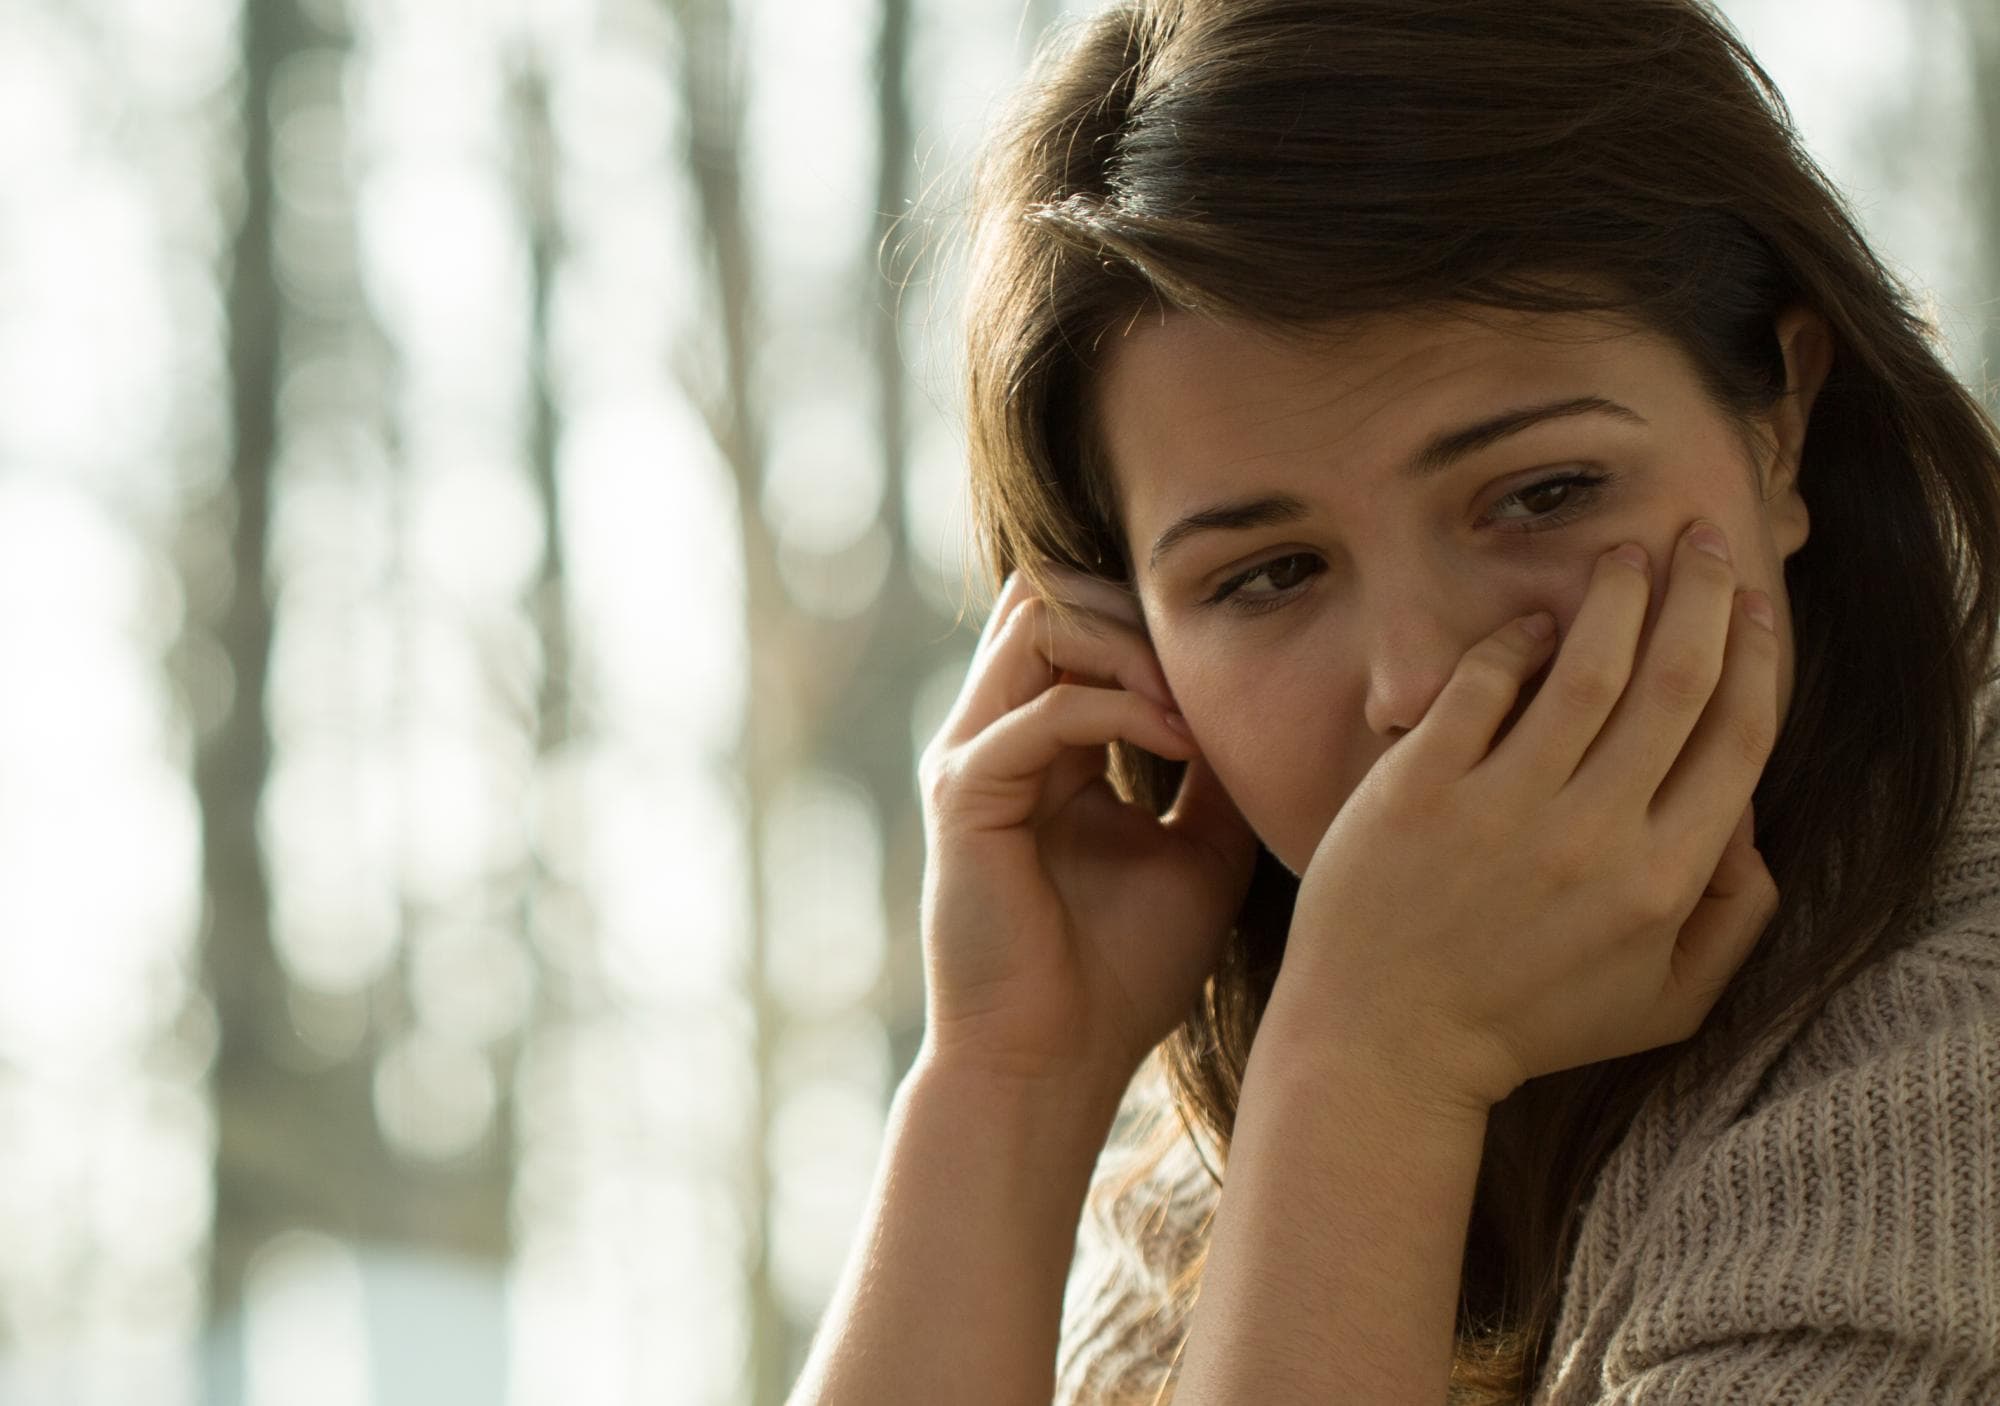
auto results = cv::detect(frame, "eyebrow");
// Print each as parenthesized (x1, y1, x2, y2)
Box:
(1146, 395, 1648, 572)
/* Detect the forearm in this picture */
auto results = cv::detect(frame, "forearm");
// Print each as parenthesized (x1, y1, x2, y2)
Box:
(1171, 1008, 1489, 1405)
(785, 1046, 1133, 1406)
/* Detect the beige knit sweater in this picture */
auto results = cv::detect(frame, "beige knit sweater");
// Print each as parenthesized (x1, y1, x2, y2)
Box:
(1055, 677, 2000, 1404)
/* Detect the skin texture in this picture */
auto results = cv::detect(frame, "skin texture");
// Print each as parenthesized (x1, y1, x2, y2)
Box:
(1095, 301, 1833, 879)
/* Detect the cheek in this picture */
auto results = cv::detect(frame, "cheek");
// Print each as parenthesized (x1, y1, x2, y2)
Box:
(1183, 695, 1335, 863)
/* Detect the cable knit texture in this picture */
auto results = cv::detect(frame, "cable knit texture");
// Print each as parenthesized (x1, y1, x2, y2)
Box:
(1054, 674, 2000, 1405)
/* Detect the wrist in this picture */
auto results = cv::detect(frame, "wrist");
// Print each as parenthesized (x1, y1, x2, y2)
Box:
(1251, 987, 1497, 1130)
(904, 1042, 1136, 1157)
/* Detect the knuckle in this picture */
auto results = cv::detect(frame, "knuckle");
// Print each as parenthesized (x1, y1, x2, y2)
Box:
(1456, 644, 1519, 697)
(1536, 830, 1597, 890)
(918, 744, 958, 800)
(1555, 660, 1621, 714)
(998, 591, 1106, 666)
(982, 590, 1025, 640)
(1635, 857, 1689, 922)
(1000, 592, 1049, 639)
(1729, 707, 1777, 765)
(917, 734, 957, 796)
(1646, 644, 1714, 710)
(1025, 680, 1070, 714)
(1015, 682, 1080, 733)
(919, 767, 954, 820)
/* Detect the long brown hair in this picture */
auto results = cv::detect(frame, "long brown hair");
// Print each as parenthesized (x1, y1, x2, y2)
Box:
(954, 1, 2000, 1401)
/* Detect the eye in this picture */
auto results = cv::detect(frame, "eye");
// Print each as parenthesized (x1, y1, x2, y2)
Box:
(1487, 470, 1612, 530)
(1205, 552, 1326, 616)
(1202, 470, 1614, 617)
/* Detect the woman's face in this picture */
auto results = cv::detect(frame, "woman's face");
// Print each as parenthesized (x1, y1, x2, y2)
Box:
(1097, 301, 1829, 877)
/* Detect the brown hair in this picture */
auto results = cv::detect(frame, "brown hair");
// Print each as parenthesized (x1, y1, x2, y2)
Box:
(955, 1, 2000, 1401)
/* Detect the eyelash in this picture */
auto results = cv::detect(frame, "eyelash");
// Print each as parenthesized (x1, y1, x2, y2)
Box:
(1203, 470, 1615, 617)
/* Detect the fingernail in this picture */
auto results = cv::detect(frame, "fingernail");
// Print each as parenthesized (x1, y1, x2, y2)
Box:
(1608, 542, 1649, 572)
(1164, 710, 1190, 733)
(1038, 558, 1145, 627)
(1688, 520, 1730, 562)
(1742, 590, 1775, 631)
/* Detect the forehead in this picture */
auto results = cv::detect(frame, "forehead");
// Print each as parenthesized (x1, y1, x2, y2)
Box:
(1092, 302, 1667, 517)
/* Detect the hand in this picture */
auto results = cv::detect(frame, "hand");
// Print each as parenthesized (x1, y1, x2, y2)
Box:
(1271, 520, 1783, 1117)
(915, 560, 1262, 1089)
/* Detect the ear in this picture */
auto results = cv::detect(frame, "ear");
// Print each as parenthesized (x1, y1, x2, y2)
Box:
(1758, 304, 1834, 559)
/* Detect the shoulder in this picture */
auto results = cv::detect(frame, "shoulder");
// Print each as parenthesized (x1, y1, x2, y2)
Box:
(1542, 929, 2000, 1403)
(1536, 665, 2000, 1403)
(1759, 921, 2000, 1097)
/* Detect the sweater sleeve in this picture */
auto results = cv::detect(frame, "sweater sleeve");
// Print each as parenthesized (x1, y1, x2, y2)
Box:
(1581, 959, 2000, 1405)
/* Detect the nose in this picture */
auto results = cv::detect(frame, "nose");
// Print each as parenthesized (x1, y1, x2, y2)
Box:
(1365, 614, 1561, 744)
(1366, 648, 1466, 740)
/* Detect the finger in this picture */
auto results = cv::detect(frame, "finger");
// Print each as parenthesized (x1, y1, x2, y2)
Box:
(954, 594, 1176, 744)
(1031, 741, 1112, 827)
(968, 567, 1037, 672)
(951, 684, 1196, 832)
(1643, 585, 1782, 878)
(1491, 540, 1653, 798)
(1034, 707, 1200, 828)
(1038, 558, 1148, 635)
(996, 559, 1140, 652)
(1727, 792, 1755, 850)
(925, 569, 1035, 765)
(1644, 795, 1779, 1047)
(1030, 668, 1113, 825)
(1411, 611, 1561, 782)
(1573, 520, 1740, 812)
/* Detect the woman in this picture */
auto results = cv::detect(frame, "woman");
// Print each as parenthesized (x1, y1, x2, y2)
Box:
(786, 2, 2000, 1403)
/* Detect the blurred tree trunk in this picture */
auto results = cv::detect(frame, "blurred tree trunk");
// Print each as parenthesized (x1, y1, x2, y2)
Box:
(500, 40, 565, 1254)
(677, 8, 815, 1402)
(673, 0, 946, 1397)
(197, 0, 301, 1340)
(862, 0, 926, 1089)
(673, 3, 788, 1402)
(196, 1, 514, 1373)
(1968, 0, 2000, 382)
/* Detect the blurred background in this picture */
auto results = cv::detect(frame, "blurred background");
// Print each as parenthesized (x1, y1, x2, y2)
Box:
(0, 0, 1992, 1402)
